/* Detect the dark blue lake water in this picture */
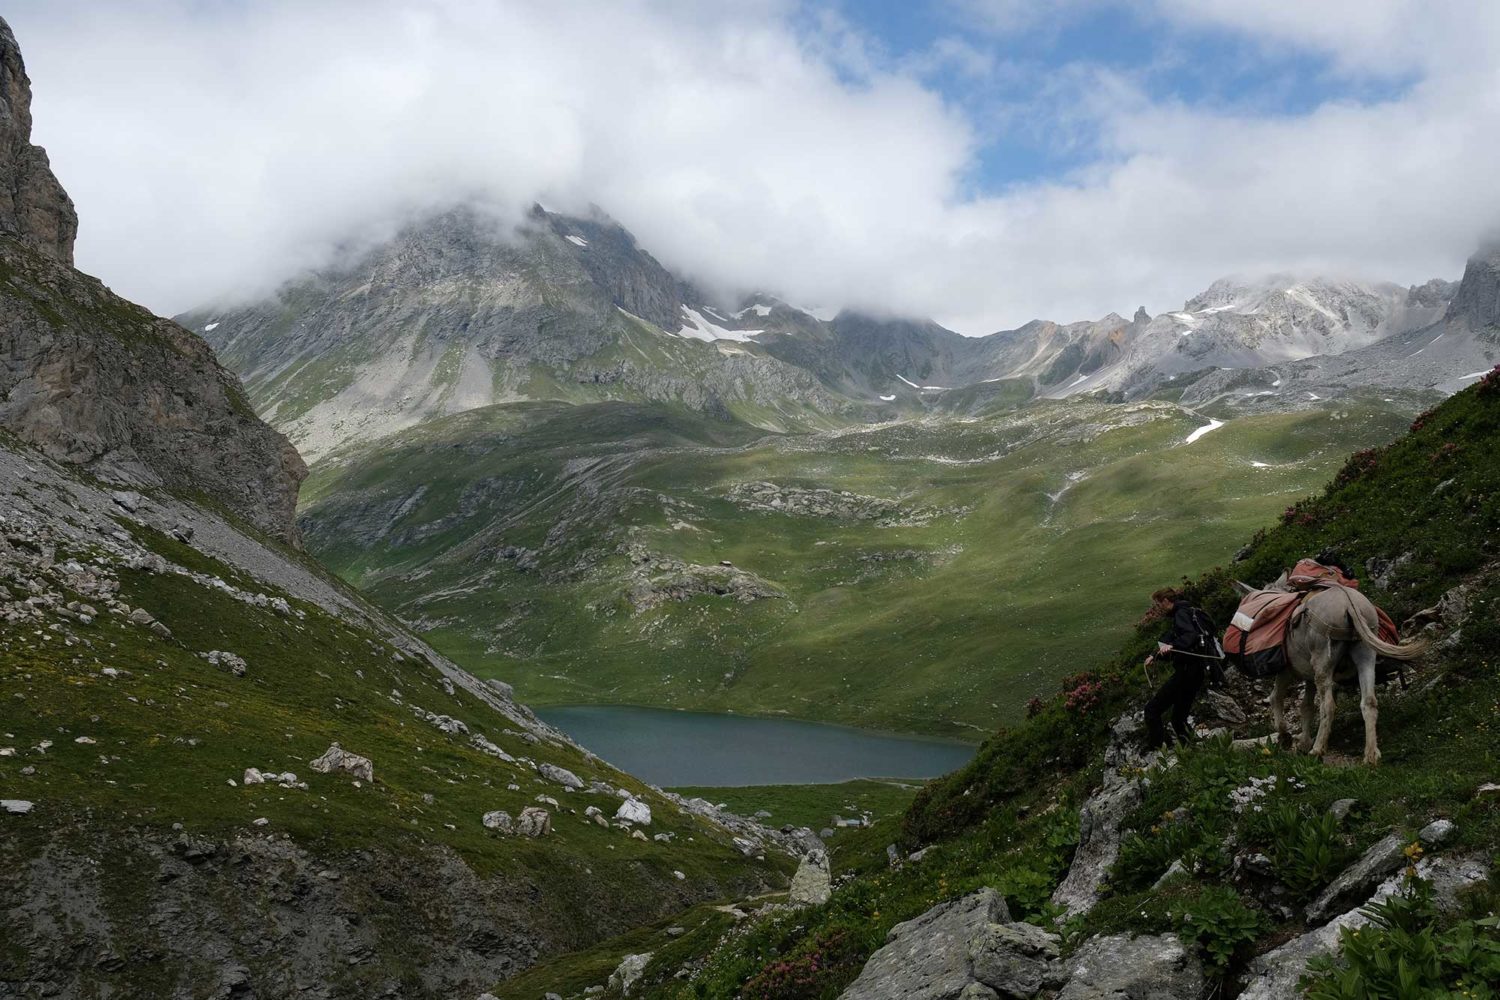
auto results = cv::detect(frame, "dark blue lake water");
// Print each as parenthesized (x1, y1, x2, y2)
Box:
(536, 705, 976, 787)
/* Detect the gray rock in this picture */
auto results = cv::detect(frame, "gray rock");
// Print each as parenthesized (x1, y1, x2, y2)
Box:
(481, 810, 514, 834)
(1051, 767, 1144, 917)
(201, 650, 248, 677)
(788, 850, 831, 907)
(615, 798, 651, 825)
(887, 843, 902, 867)
(820, 828, 835, 840)
(308, 743, 374, 783)
(1203, 689, 1246, 724)
(1328, 798, 1358, 822)
(1418, 819, 1455, 846)
(608, 952, 652, 996)
(538, 763, 584, 790)
(957, 985, 998, 1000)
(1306, 833, 1407, 924)
(517, 807, 551, 838)
(969, 921, 1061, 998)
(1057, 933, 1204, 1000)
(838, 888, 1010, 1000)
(2, 799, 34, 814)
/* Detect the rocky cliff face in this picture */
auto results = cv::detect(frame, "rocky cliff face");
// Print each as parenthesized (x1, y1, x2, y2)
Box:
(1445, 242, 1500, 334)
(0, 16, 305, 544)
(0, 17, 76, 263)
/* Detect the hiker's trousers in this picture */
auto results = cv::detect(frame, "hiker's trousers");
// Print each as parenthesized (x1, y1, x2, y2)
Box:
(1144, 654, 1203, 749)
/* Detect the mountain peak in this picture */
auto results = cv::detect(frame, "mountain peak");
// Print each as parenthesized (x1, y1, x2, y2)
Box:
(1444, 242, 1500, 332)
(0, 16, 77, 264)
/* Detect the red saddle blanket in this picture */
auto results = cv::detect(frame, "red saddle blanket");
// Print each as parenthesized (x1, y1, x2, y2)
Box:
(1225, 580, 1400, 678)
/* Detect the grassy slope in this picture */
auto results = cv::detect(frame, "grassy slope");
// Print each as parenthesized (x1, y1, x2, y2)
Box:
(0, 488, 783, 996)
(561, 369, 1500, 998)
(300, 394, 1420, 738)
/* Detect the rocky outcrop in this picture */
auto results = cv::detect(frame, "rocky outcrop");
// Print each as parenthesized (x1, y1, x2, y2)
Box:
(0, 17, 303, 543)
(1304, 832, 1407, 924)
(838, 888, 1011, 1000)
(1446, 242, 1500, 333)
(0, 17, 76, 263)
(608, 952, 654, 996)
(0, 239, 307, 544)
(1051, 715, 1149, 917)
(1240, 856, 1489, 1000)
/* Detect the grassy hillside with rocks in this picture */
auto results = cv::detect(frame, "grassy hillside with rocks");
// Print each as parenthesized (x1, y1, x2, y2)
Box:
(0, 433, 795, 999)
(506, 366, 1500, 999)
(300, 391, 1423, 738)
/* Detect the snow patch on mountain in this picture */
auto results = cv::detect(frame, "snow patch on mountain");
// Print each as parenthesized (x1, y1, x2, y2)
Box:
(677, 306, 761, 343)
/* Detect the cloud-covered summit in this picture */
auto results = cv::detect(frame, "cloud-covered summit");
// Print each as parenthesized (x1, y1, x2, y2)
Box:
(7, 0, 1500, 332)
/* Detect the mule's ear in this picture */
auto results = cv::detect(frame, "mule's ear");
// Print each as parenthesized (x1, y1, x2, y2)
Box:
(1232, 580, 1254, 596)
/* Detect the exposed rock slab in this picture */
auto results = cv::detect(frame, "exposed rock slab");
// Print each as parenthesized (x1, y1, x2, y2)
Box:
(838, 888, 1010, 1000)
(1057, 933, 1204, 1000)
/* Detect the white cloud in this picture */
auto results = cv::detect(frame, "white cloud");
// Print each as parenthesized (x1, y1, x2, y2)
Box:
(6, 0, 1500, 333)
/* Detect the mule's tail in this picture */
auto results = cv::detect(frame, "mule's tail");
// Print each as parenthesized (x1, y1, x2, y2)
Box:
(1341, 588, 1428, 660)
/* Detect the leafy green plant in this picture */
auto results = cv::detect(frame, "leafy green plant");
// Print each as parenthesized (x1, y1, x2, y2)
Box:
(1302, 876, 1500, 999)
(1172, 886, 1264, 972)
(1114, 819, 1206, 891)
(1258, 802, 1348, 898)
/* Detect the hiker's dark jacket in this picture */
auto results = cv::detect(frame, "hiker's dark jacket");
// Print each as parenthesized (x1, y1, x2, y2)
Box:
(1159, 599, 1205, 650)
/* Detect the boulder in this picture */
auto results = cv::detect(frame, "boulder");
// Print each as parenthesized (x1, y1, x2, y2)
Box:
(1203, 689, 1246, 724)
(1419, 819, 1455, 846)
(838, 888, 1009, 1000)
(201, 650, 248, 677)
(608, 952, 652, 996)
(969, 921, 1061, 998)
(615, 798, 652, 825)
(1305, 833, 1406, 924)
(482, 810, 514, 834)
(242, 767, 265, 785)
(1328, 798, 1358, 822)
(517, 807, 551, 837)
(308, 743, 374, 783)
(2, 799, 34, 814)
(1057, 933, 1203, 1000)
(539, 763, 584, 789)
(788, 850, 832, 907)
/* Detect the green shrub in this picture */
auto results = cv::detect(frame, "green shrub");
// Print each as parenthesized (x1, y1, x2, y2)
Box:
(1172, 886, 1264, 972)
(738, 926, 868, 1000)
(1255, 802, 1348, 898)
(1302, 876, 1500, 999)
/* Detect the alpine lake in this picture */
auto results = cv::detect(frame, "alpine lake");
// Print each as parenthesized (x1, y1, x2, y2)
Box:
(535, 705, 976, 787)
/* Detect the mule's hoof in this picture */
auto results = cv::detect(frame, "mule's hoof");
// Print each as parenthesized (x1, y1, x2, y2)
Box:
(1296, 739, 1313, 755)
(1364, 750, 1382, 766)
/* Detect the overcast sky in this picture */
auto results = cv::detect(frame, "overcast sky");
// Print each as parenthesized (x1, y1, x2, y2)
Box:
(8, 0, 1500, 333)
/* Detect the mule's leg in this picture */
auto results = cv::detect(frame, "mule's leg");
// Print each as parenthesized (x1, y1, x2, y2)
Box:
(1297, 681, 1316, 754)
(1352, 643, 1380, 765)
(1309, 651, 1338, 758)
(1271, 672, 1291, 748)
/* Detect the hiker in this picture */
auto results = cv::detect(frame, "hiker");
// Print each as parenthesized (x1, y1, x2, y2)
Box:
(1142, 587, 1219, 750)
